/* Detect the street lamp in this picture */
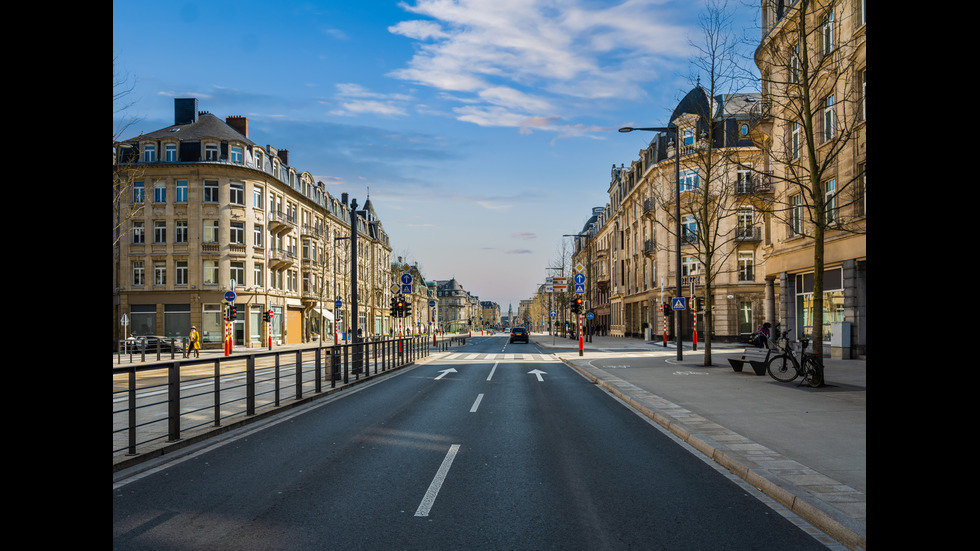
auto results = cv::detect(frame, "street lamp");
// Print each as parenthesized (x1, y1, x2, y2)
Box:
(618, 125, 683, 360)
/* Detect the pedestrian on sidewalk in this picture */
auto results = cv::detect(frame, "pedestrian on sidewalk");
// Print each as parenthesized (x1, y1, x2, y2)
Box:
(757, 322, 772, 349)
(189, 326, 201, 358)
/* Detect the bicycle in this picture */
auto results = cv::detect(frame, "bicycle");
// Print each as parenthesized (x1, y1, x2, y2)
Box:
(765, 329, 824, 387)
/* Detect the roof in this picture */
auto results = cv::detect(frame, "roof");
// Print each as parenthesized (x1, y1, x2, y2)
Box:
(122, 112, 254, 146)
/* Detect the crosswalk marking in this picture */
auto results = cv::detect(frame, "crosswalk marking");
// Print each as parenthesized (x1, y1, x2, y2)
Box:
(442, 353, 557, 363)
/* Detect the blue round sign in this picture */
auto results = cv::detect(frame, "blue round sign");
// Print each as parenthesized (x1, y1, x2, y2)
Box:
(224, 291, 236, 302)
(335, 299, 343, 308)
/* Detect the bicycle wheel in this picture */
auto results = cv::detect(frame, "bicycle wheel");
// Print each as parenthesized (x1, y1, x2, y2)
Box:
(767, 354, 799, 382)
(803, 357, 824, 387)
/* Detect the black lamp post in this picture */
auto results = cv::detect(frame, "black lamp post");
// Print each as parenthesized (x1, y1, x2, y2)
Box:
(618, 125, 683, 361)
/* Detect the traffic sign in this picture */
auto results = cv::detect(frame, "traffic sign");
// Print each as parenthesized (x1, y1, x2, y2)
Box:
(575, 263, 585, 273)
(429, 300, 436, 307)
(335, 299, 342, 308)
(671, 297, 687, 310)
(224, 291, 236, 302)
(574, 283, 585, 294)
(586, 312, 594, 320)
(401, 284, 412, 294)
(401, 273, 413, 285)
(573, 273, 586, 284)
(550, 310, 557, 319)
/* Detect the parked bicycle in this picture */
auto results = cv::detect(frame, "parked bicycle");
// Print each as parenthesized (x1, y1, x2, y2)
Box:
(765, 329, 824, 387)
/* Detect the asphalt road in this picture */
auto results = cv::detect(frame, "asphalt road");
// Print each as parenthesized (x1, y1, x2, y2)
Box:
(113, 336, 833, 550)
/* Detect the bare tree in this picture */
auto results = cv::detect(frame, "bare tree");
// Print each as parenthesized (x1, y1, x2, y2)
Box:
(651, 0, 762, 365)
(113, 60, 144, 246)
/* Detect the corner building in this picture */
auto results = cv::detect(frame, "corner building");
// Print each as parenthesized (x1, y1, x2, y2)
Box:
(113, 98, 392, 350)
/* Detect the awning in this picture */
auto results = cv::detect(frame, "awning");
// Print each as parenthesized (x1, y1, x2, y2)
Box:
(312, 307, 334, 321)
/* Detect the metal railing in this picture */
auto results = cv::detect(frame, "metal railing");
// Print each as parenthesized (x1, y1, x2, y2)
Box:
(113, 336, 451, 467)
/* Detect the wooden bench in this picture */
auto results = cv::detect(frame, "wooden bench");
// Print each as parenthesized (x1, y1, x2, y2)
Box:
(727, 347, 771, 376)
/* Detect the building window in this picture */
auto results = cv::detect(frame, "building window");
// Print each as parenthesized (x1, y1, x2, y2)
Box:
(791, 120, 800, 160)
(133, 261, 144, 286)
(165, 144, 177, 162)
(175, 261, 188, 285)
(823, 95, 835, 143)
(154, 262, 166, 285)
(153, 181, 166, 203)
(790, 44, 799, 83)
(254, 150, 264, 170)
(680, 169, 700, 191)
(175, 220, 188, 243)
(204, 180, 219, 202)
(254, 263, 264, 287)
(133, 181, 145, 203)
(132, 221, 144, 244)
(231, 146, 243, 164)
(230, 222, 245, 245)
(205, 143, 218, 161)
(230, 182, 245, 205)
(153, 221, 166, 244)
(682, 256, 699, 276)
(230, 262, 245, 286)
(143, 144, 155, 162)
(682, 215, 698, 244)
(176, 180, 188, 203)
(790, 194, 803, 236)
(253, 186, 264, 209)
(204, 220, 218, 243)
(821, 9, 834, 57)
(203, 260, 218, 285)
(737, 207, 754, 238)
(825, 178, 837, 224)
(253, 224, 263, 247)
(738, 252, 754, 281)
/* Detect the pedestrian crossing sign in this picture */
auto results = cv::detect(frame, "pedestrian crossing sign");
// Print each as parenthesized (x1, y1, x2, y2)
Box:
(671, 297, 686, 310)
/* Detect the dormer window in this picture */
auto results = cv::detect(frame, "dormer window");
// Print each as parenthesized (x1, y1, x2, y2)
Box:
(165, 144, 177, 162)
(204, 143, 218, 161)
(231, 146, 243, 164)
(143, 144, 156, 162)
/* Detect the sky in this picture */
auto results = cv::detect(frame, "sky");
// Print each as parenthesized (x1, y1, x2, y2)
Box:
(113, 0, 760, 313)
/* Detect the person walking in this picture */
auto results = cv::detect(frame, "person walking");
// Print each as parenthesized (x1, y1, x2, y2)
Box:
(189, 326, 201, 358)
(757, 322, 772, 349)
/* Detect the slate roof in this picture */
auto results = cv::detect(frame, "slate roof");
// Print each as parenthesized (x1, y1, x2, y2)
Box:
(121, 112, 254, 146)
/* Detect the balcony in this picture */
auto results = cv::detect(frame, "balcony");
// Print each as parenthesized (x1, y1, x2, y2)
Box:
(269, 248, 295, 268)
(642, 239, 656, 257)
(735, 226, 762, 242)
(268, 210, 296, 233)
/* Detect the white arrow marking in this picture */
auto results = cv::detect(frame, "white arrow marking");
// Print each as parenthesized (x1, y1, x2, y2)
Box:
(434, 368, 457, 380)
(528, 369, 547, 382)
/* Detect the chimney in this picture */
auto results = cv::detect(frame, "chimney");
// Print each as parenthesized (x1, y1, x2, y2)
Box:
(174, 98, 199, 125)
(276, 149, 288, 165)
(226, 116, 248, 137)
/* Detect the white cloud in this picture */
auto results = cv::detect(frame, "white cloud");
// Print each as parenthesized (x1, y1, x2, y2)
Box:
(387, 0, 694, 130)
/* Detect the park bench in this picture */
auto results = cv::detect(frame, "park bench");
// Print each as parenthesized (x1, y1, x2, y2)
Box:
(727, 346, 771, 376)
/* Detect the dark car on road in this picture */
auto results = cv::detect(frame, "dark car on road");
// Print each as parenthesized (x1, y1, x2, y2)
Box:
(137, 335, 184, 353)
(509, 327, 528, 343)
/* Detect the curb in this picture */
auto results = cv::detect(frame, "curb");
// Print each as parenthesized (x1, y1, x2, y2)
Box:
(558, 357, 866, 551)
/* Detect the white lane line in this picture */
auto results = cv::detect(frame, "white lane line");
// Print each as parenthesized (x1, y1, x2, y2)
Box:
(415, 444, 461, 517)
(486, 361, 498, 381)
(470, 393, 484, 413)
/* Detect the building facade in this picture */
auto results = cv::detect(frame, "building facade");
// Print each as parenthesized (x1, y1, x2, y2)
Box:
(576, 87, 770, 343)
(753, 0, 866, 357)
(113, 98, 392, 350)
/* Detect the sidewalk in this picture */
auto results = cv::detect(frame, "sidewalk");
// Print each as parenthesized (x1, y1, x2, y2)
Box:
(533, 332, 866, 550)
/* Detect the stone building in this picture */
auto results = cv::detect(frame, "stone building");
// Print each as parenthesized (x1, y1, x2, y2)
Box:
(113, 98, 392, 349)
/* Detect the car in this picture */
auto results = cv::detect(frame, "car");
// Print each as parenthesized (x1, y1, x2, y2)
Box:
(136, 335, 184, 353)
(509, 327, 528, 343)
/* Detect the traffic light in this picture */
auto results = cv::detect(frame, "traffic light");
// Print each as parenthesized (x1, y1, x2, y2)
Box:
(662, 303, 672, 316)
(229, 304, 237, 320)
(404, 302, 412, 318)
(571, 296, 583, 314)
(395, 296, 406, 317)
(390, 297, 399, 317)
(263, 311, 270, 322)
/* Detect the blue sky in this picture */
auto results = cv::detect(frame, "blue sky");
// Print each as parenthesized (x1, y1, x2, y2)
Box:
(113, 0, 760, 313)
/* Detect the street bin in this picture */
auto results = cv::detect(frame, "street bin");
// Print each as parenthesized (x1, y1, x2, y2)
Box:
(831, 321, 852, 360)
